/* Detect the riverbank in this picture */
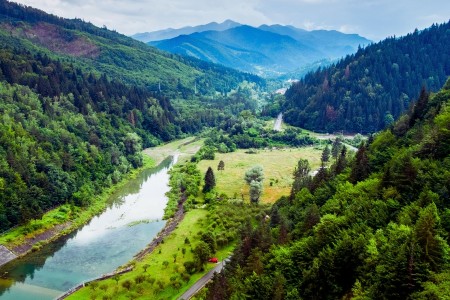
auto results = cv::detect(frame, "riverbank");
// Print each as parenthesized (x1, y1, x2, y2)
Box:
(0, 155, 156, 268)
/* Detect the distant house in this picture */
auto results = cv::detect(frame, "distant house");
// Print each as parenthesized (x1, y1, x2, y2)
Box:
(208, 257, 218, 263)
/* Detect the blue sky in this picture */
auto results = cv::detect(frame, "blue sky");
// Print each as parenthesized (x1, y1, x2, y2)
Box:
(13, 0, 450, 40)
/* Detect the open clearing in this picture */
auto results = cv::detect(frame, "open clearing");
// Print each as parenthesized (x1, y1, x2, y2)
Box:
(143, 136, 204, 165)
(197, 147, 322, 203)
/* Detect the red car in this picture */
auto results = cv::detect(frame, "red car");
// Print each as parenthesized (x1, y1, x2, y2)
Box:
(208, 257, 218, 263)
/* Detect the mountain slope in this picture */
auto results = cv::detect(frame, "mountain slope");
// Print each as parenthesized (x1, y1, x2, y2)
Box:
(282, 21, 450, 133)
(151, 25, 327, 76)
(205, 78, 450, 300)
(132, 19, 241, 43)
(149, 24, 370, 77)
(0, 1, 263, 231)
(259, 24, 370, 60)
(0, 1, 263, 97)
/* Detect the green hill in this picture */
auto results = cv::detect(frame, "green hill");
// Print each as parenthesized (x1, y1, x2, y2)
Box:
(0, 0, 264, 231)
(204, 78, 450, 299)
(0, 0, 263, 97)
(280, 21, 450, 133)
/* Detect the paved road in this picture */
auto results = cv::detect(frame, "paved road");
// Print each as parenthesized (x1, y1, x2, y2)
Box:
(274, 113, 283, 131)
(178, 260, 228, 300)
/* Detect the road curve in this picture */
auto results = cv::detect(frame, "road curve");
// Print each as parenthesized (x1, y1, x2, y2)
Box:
(178, 260, 228, 300)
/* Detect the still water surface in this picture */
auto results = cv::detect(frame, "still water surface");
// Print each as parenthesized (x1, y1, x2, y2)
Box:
(0, 156, 175, 299)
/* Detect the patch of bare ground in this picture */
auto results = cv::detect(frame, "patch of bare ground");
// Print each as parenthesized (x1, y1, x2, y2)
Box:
(1, 22, 99, 58)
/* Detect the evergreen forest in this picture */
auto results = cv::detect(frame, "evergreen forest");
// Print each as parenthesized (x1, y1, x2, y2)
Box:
(280, 21, 450, 133)
(204, 79, 450, 299)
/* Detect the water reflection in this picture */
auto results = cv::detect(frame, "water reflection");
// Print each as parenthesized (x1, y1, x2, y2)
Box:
(0, 156, 174, 299)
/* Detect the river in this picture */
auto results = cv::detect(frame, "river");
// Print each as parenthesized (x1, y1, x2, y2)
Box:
(0, 156, 176, 300)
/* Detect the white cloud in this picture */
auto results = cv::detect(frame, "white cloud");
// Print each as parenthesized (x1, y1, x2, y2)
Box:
(12, 0, 450, 40)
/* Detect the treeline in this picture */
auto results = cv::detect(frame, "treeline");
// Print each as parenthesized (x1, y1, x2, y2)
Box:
(281, 21, 450, 133)
(204, 80, 450, 299)
(189, 110, 318, 155)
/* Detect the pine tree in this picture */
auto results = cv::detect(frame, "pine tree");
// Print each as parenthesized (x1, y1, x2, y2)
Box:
(334, 146, 347, 174)
(331, 138, 342, 159)
(218, 160, 225, 171)
(350, 142, 370, 183)
(203, 167, 216, 193)
(291, 159, 311, 198)
(321, 145, 331, 162)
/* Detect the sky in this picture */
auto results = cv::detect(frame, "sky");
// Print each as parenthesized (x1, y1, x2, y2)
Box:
(12, 0, 450, 41)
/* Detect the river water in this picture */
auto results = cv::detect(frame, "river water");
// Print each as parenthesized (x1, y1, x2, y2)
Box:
(0, 156, 175, 300)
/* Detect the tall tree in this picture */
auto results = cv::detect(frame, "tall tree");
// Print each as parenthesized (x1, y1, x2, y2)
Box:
(331, 137, 343, 159)
(203, 167, 216, 193)
(244, 165, 264, 185)
(291, 159, 311, 198)
(321, 145, 331, 163)
(245, 165, 264, 204)
(350, 142, 370, 183)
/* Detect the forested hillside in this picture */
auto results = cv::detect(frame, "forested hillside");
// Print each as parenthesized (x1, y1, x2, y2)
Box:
(0, 1, 264, 232)
(204, 79, 450, 299)
(0, 0, 263, 97)
(0, 43, 179, 231)
(281, 21, 450, 133)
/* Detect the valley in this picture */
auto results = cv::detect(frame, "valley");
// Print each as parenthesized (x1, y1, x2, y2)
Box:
(1, 0, 450, 299)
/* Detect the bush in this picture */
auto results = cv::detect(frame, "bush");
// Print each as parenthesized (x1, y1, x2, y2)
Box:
(184, 261, 197, 274)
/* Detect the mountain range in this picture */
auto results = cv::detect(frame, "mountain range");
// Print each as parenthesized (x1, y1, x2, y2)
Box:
(137, 21, 371, 77)
(132, 19, 241, 42)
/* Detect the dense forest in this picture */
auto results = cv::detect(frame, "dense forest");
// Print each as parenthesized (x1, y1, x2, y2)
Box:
(0, 0, 264, 97)
(0, 1, 266, 231)
(204, 79, 450, 299)
(279, 21, 450, 133)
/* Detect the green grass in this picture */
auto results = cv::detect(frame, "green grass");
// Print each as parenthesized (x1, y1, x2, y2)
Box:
(197, 147, 322, 203)
(67, 208, 232, 300)
(0, 155, 155, 251)
(143, 136, 204, 166)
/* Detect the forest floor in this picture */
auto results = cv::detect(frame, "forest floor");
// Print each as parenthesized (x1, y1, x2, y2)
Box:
(197, 147, 322, 203)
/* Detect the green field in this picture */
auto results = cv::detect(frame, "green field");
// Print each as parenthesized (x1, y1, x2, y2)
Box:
(197, 147, 322, 203)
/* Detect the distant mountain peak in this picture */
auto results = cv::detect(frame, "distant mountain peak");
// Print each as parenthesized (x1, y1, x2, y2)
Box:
(131, 20, 241, 42)
(149, 23, 371, 77)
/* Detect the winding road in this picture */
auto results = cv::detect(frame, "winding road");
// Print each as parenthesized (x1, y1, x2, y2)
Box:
(178, 259, 229, 300)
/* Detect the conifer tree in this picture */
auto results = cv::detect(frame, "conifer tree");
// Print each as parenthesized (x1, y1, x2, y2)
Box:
(321, 145, 331, 162)
(203, 167, 216, 193)
(350, 142, 370, 183)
